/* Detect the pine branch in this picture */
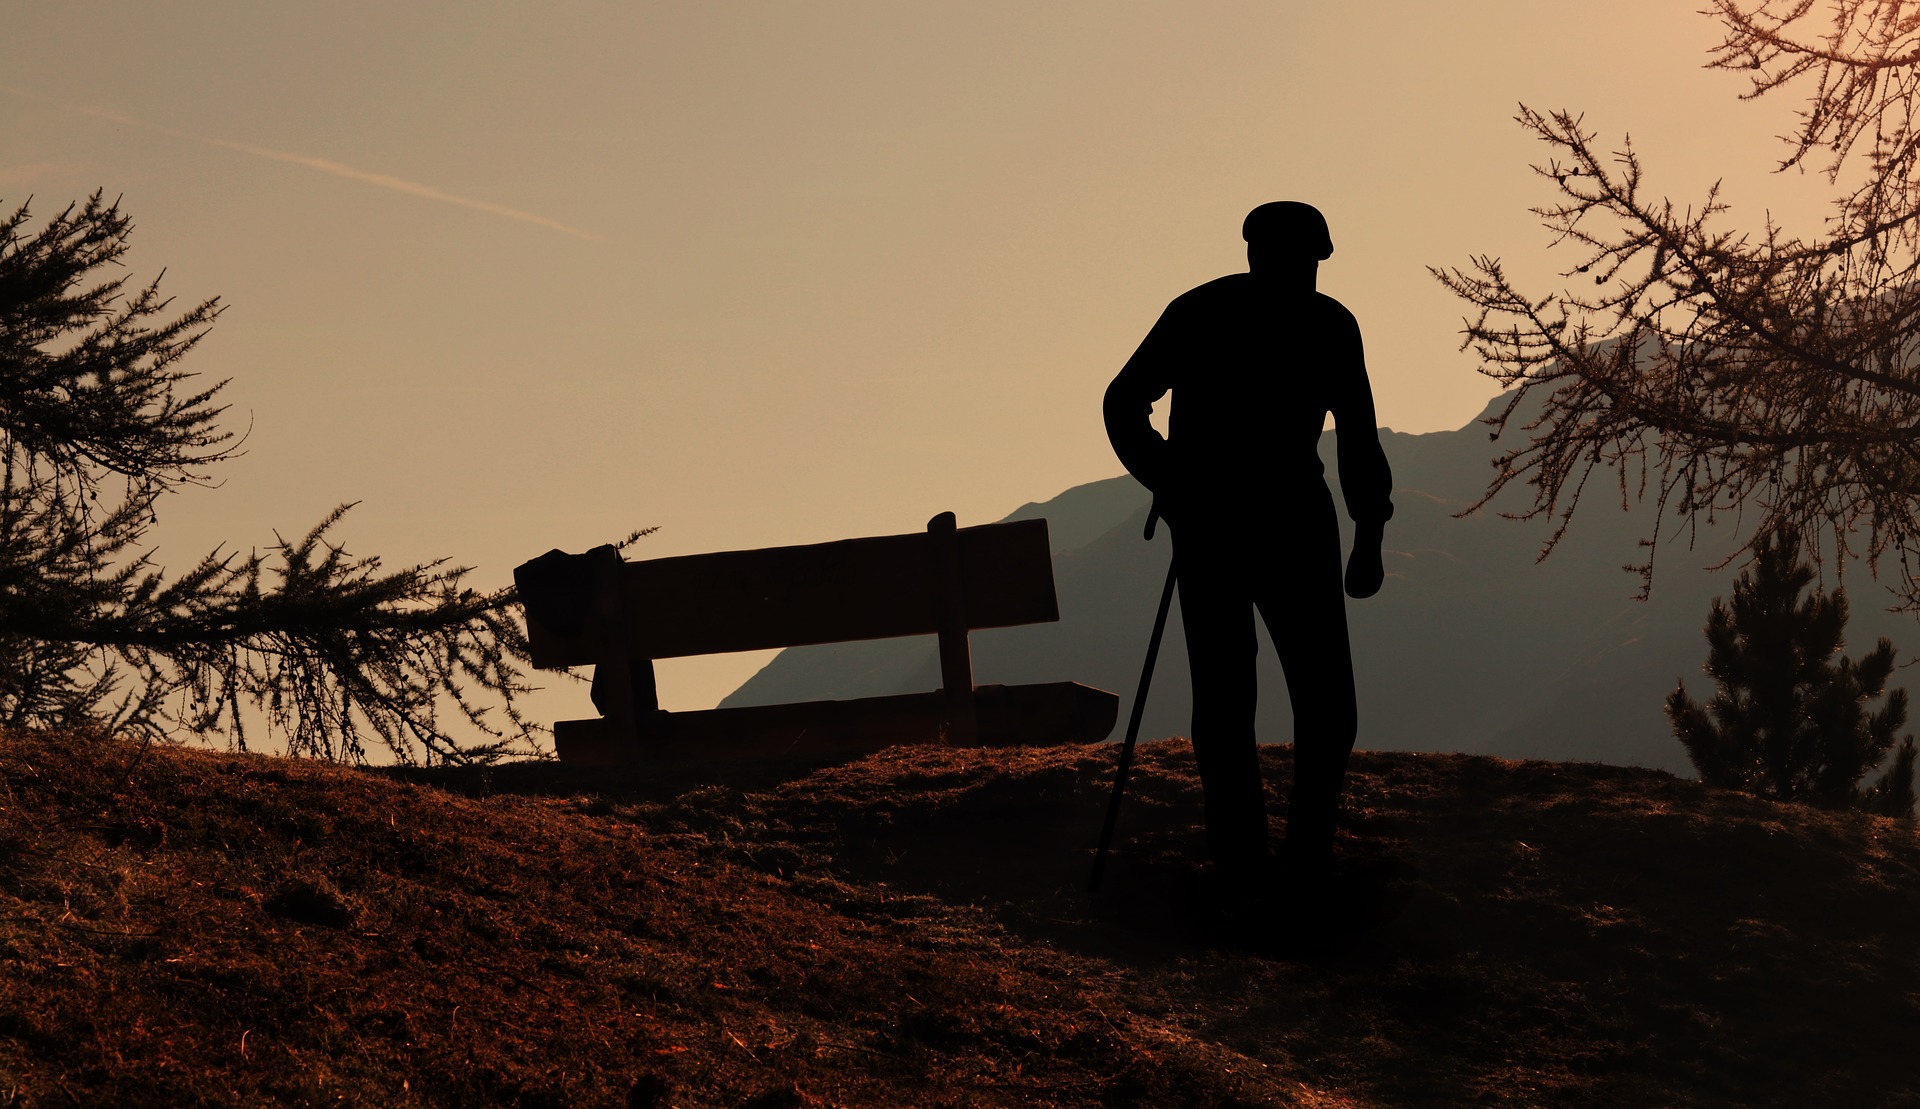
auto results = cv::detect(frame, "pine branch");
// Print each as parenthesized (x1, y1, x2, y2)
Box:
(0, 193, 571, 765)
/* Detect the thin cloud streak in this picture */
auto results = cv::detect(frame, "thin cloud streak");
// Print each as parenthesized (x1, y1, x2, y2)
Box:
(0, 162, 84, 187)
(5, 89, 599, 242)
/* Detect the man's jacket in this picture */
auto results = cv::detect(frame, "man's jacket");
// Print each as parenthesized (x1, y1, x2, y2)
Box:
(1104, 273, 1393, 529)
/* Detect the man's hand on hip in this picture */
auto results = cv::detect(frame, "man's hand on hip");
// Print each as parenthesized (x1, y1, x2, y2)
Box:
(1344, 521, 1385, 599)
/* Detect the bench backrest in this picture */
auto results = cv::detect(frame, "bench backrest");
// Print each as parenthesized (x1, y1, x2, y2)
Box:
(523, 517, 1056, 668)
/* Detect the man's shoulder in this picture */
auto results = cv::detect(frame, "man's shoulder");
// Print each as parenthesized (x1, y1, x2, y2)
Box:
(1173, 273, 1251, 300)
(1168, 279, 1360, 326)
(1310, 291, 1361, 330)
(1165, 273, 1253, 314)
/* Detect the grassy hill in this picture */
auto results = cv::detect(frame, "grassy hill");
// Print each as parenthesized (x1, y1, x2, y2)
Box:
(3, 729, 1918, 1107)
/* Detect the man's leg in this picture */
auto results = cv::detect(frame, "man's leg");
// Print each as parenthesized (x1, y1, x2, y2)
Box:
(1258, 523, 1357, 865)
(1175, 546, 1269, 870)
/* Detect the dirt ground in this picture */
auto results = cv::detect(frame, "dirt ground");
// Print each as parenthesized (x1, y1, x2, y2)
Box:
(3, 728, 1918, 1107)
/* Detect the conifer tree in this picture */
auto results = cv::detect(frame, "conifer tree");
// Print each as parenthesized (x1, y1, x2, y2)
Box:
(1435, 1, 1920, 608)
(1667, 531, 1916, 816)
(0, 192, 543, 764)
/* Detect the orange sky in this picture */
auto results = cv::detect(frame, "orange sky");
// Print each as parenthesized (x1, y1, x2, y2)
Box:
(0, 2, 1843, 727)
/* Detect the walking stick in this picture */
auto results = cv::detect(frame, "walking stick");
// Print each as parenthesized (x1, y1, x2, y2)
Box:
(1089, 507, 1176, 894)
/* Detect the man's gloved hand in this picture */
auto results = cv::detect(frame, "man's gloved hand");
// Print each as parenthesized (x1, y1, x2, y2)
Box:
(1345, 520, 1385, 599)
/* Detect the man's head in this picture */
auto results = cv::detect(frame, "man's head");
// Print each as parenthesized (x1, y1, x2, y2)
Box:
(1242, 201, 1333, 261)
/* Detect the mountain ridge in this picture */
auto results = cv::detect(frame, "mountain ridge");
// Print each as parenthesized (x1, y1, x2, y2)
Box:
(723, 394, 1917, 776)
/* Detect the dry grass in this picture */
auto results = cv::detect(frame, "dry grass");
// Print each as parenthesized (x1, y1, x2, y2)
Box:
(2, 728, 1917, 1107)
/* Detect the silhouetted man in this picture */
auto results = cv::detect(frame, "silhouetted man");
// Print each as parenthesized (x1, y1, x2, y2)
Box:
(1104, 201, 1392, 883)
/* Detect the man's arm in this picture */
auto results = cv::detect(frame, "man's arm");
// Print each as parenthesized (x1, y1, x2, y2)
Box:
(1103, 303, 1181, 496)
(1328, 309, 1392, 598)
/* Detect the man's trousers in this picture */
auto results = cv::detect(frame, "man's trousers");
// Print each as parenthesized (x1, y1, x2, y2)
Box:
(1174, 492, 1359, 868)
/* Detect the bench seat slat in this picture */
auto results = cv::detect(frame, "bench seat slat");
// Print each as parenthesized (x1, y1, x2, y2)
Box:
(552, 680, 1119, 763)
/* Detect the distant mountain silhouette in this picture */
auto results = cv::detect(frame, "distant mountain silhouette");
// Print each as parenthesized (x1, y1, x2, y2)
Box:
(724, 394, 1917, 774)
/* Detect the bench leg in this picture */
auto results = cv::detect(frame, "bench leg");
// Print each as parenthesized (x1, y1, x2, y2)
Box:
(928, 511, 978, 743)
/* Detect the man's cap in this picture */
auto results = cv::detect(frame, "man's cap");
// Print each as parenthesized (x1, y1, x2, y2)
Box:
(1242, 201, 1333, 260)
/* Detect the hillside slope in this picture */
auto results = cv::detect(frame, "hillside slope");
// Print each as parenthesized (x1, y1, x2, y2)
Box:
(4, 730, 1918, 1107)
(723, 395, 1920, 775)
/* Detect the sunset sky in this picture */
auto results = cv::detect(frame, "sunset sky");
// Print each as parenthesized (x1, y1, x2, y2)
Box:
(2, 2, 1842, 723)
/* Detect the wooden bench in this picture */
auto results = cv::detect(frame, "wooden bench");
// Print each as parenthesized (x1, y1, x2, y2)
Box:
(514, 512, 1120, 764)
